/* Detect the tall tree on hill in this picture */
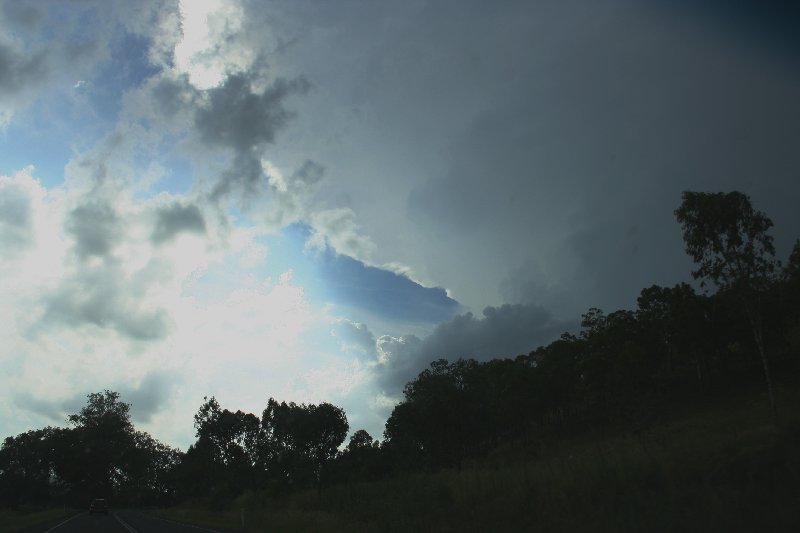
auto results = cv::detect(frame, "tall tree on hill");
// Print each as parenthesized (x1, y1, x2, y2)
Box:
(67, 390, 137, 499)
(675, 191, 779, 419)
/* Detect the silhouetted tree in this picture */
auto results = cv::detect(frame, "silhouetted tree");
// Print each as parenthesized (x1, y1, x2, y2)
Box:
(385, 359, 492, 470)
(328, 429, 386, 484)
(637, 283, 710, 385)
(0, 391, 180, 508)
(675, 191, 780, 418)
(347, 430, 374, 451)
(119, 431, 181, 505)
(0, 428, 65, 508)
(532, 333, 584, 431)
(778, 240, 800, 357)
(260, 399, 348, 489)
(66, 391, 137, 500)
(785, 240, 800, 281)
(185, 397, 261, 499)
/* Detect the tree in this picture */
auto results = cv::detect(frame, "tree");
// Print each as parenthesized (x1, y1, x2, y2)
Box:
(189, 397, 261, 498)
(779, 240, 800, 355)
(675, 191, 779, 419)
(0, 428, 64, 508)
(637, 283, 709, 384)
(307, 403, 349, 478)
(260, 399, 348, 489)
(193, 397, 260, 469)
(785, 240, 800, 282)
(346, 430, 375, 452)
(119, 431, 181, 505)
(330, 429, 386, 484)
(67, 391, 137, 499)
(385, 359, 491, 470)
(68, 390, 133, 432)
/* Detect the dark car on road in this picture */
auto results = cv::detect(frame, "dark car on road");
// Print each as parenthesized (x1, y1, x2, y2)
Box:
(89, 498, 109, 515)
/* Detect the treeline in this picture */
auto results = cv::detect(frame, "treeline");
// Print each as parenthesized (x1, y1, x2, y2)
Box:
(1, 191, 799, 509)
(0, 391, 181, 508)
(0, 392, 354, 508)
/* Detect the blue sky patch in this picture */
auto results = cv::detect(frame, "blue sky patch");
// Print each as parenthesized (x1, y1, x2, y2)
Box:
(239, 224, 461, 324)
(311, 237, 461, 324)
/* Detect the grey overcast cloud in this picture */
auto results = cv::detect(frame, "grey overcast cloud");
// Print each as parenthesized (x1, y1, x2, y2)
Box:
(1, 0, 799, 448)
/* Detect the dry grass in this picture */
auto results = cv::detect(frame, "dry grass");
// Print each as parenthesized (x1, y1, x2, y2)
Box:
(0, 507, 78, 533)
(155, 386, 800, 532)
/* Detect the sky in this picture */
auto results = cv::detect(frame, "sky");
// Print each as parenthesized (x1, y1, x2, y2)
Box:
(1, 0, 799, 449)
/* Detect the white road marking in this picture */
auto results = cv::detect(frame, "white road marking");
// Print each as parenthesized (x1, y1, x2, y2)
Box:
(114, 512, 139, 533)
(43, 512, 83, 532)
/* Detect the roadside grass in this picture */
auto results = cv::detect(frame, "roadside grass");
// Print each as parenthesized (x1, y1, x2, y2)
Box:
(150, 505, 347, 532)
(157, 386, 800, 532)
(148, 507, 240, 530)
(0, 507, 78, 533)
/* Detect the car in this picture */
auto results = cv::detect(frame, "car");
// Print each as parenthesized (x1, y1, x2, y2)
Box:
(89, 498, 109, 515)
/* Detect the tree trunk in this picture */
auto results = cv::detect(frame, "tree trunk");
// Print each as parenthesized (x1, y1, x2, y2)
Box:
(692, 347, 705, 392)
(744, 294, 778, 423)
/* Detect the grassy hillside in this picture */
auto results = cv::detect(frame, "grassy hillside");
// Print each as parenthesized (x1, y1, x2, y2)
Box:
(154, 386, 800, 532)
(0, 508, 78, 533)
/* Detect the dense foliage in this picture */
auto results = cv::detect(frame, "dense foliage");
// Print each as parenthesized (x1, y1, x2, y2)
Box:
(0, 391, 181, 508)
(1, 191, 798, 509)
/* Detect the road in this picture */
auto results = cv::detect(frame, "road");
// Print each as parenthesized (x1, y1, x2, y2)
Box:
(23, 510, 232, 533)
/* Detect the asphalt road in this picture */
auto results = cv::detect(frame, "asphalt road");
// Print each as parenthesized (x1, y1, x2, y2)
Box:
(25, 510, 231, 533)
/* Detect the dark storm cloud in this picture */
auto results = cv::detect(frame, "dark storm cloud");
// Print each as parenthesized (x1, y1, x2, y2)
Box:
(131, 66, 314, 203)
(196, 75, 311, 150)
(499, 260, 577, 313)
(211, 150, 265, 201)
(151, 202, 206, 244)
(134, 70, 201, 122)
(66, 203, 122, 258)
(0, 179, 34, 253)
(663, 0, 800, 56)
(122, 70, 313, 205)
(292, 159, 325, 186)
(120, 371, 178, 423)
(43, 260, 170, 341)
(117, 16, 316, 209)
(421, 304, 570, 361)
(1, 2, 44, 31)
(147, 73, 198, 120)
(0, 42, 47, 96)
(375, 303, 575, 391)
(400, 0, 800, 316)
(192, 74, 311, 202)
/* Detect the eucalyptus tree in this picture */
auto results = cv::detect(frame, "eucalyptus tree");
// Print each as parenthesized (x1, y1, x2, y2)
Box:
(675, 191, 780, 418)
(188, 396, 261, 497)
(261, 399, 348, 488)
